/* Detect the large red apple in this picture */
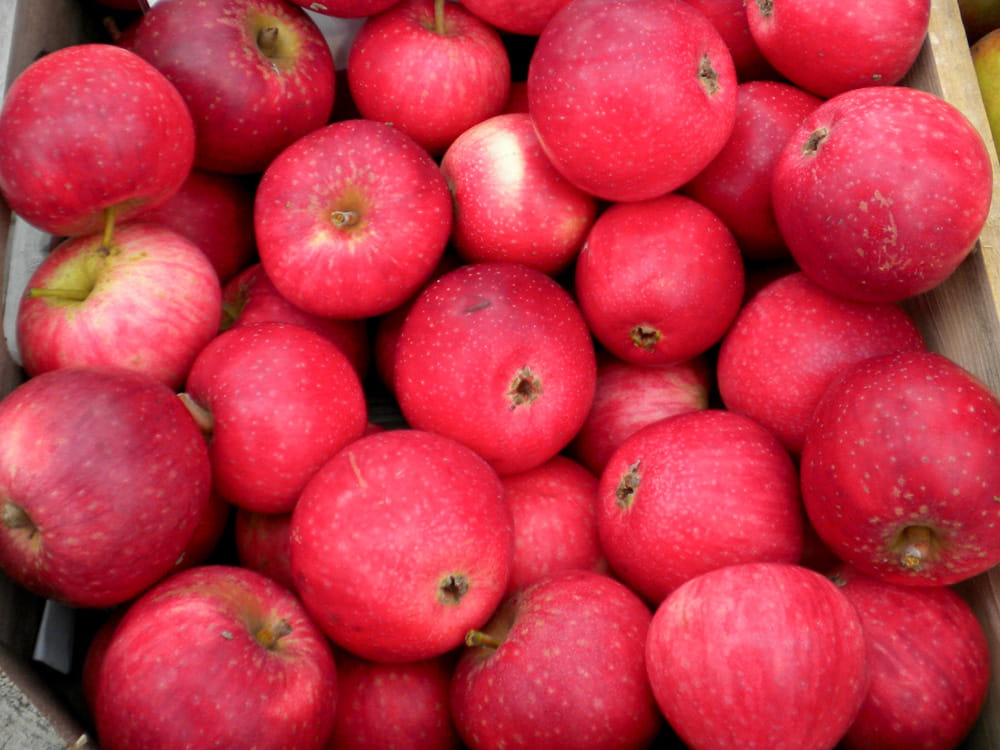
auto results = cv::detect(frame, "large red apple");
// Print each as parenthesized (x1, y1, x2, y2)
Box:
(92, 564, 338, 750)
(0, 366, 212, 608)
(646, 561, 869, 750)
(181, 321, 368, 514)
(831, 563, 991, 750)
(716, 271, 927, 455)
(681, 79, 822, 261)
(15, 221, 222, 390)
(568, 352, 711, 477)
(394, 261, 597, 476)
(347, 0, 511, 156)
(598, 409, 804, 604)
(453, 569, 662, 749)
(290, 429, 514, 662)
(0, 43, 194, 237)
(801, 350, 1000, 586)
(574, 192, 745, 367)
(527, 0, 737, 201)
(440, 112, 598, 276)
(746, 0, 930, 98)
(127, 0, 335, 174)
(255, 118, 453, 319)
(772, 85, 993, 303)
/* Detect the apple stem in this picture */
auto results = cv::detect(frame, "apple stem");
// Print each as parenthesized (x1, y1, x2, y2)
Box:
(331, 209, 360, 228)
(433, 0, 446, 34)
(101, 205, 118, 250)
(177, 393, 215, 434)
(254, 619, 293, 650)
(257, 26, 280, 57)
(899, 525, 934, 571)
(26, 287, 92, 301)
(465, 630, 501, 649)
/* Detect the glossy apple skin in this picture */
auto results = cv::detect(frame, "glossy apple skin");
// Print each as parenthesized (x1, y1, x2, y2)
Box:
(222, 263, 371, 380)
(127, 0, 335, 174)
(134, 168, 257, 284)
(598, 409, 804, 604)
(0, 367, 212, 608)
(394, 262, 597, 476)
(183, 322, 368, 514)
(255, 119, 453, 319)
(16, 221, 222, 390)
(329, 651, 461, 749)
(772, 86, 993, 303)
(568, 352, 711, 477)
(716, 271, 927, 455)
(574, 193, 745, 367)
(441, 112, 597, 276)
(0, 43, 194, 237)
(92, 565, 338, 750)
(831, 563, 990, 750)
(290, 429, 514, 662)
(682, 80, 822, 261)
(501, 455, 605, 595)
(347, 0, 511, 156)
(451, 569, 662, 749)
(527, 0, 737, 201)
(647, 562, 869, 750)
(802, 351, 1000, 586)
(746, 0, 929, 98)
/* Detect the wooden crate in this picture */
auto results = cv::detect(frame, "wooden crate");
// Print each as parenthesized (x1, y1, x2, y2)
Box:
(1, 0, 1000, 747)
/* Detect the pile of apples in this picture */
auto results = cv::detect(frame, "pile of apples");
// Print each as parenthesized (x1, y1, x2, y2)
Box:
(0, 0, 998, 748)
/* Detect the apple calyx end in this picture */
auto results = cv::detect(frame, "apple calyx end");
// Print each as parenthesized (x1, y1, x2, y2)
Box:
(465, 629, 501, 650)
(894, 524, 939, 572)
(253, 618, 293, 650)
(803, 127, 829, 156)
(630, 324, 662, 352)
(757, 0, 773, 17)
(2, 501, 34, 532)
(698, 54, 720, 96)
(438, 573, 470, 606)
(615, 462, 641, 510)
(507, 367, 542, 409)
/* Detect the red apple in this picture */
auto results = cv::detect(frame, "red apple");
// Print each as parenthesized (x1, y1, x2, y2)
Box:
(329, 651, 461, 749)
(293, 0, 399, 18)
(290, 429, 514, 662)
(831, 563, 991, 750)
(574, 192, 745, 367)
(746, 0, 930, 98)
(0, 366, 212, 608)
(394, 262, 597, 476)
(0, 43, 194, 237)
(92, 564, 338, 750)
(235, 508, 295, 592)
(500, 455, 605, 595)
(646, 561, 869, 750)
(133, 168, 257, 284)
(347, 0, 511, 156)
(772, 85, 993, 303)
(452, 569, 662, 749)
(181, 321, 368, 514)
(127, 0, 336, 174)
(801, 350, 1000, 586)
(568, 352, 712, 477)
(716, 271, 927, 455)
(682, 0, 775, 81)
(16, 221, 222, 390)
(681, 79, 823, 261)
(254, 118, 453, 319)
(222, 263, 371, 379)
(527, 0, 737, 201)
(598, 409, 804, 604)
(175, 491, 233, 571)
(457, 0, 574, 36)
(440, 112, 598, 276)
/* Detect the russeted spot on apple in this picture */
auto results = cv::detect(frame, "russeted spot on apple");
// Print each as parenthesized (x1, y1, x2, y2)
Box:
(756, 0, 774, 17)
(892, 524, 941, 572)
(803, 127, 830, 156)
(630, 324, 662, 352)
(698, 54, 720, 96)
(616, 462, 642, 510)
(507, 367, 542, 409)
(438, 573, 470, 606)
(253, 618, 293, 651)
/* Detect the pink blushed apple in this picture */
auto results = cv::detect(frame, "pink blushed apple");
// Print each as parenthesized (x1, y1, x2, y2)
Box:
(254, 118, 453, 319)
(0, 367, 212, 608)
(0, 43, 195, 237)
(17, 221, 222, 390)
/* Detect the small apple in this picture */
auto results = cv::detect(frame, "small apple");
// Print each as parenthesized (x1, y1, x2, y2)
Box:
(801, 350, 1000, 586)
(0, 43, 194, 237)
(347, 0, 511, 156)
(254, 118, 453, 319)
(452, 569, 662, 749)
(92, 564, 338, 750)
(0, 366, 212, 608)
(16, 221, 222, 390)
(127, 0, 336, 174)
(290, 429, 514, 662)
(646, 562, 869, 750)
(181, 321, 368, 514)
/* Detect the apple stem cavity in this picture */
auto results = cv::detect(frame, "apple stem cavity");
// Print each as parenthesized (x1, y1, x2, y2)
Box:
(177, 393, 215, 435)
(438, 573, 470, 606)
(616, 462, 641, 510)
(630, 324, 662, 352)
(254, 618, 293, 650)
(464, 629, 501, 649)
(2, 502, 34, 533)
(507, 367, 542, 409)
(895, 525, 938, 571)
